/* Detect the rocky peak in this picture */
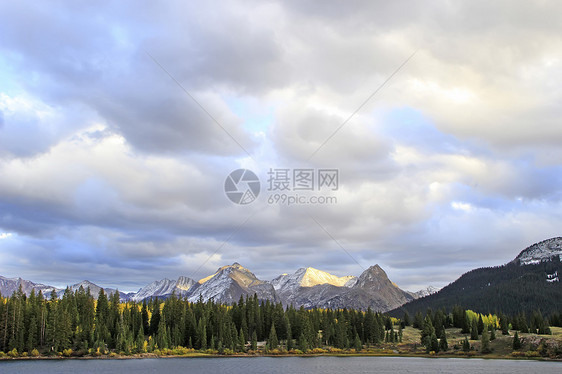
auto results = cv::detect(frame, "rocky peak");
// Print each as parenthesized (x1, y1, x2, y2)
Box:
(515, 237, 562, 265)
(355, 265, 392, 289)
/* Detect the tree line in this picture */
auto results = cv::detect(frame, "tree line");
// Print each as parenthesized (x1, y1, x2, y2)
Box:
(0, 285, 400, 356)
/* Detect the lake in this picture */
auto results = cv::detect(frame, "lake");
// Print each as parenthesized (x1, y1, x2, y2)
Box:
(1, 356, 561, 374)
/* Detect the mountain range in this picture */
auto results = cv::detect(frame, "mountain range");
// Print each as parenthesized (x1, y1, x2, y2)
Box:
(4, 237, 559, 314)
(0, 262, 427, 312)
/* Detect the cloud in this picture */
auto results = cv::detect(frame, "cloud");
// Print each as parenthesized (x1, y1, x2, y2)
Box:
(0, 0, 561, 292)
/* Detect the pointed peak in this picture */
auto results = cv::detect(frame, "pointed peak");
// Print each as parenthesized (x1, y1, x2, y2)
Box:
(359, 264, 389, 280)
(366, 264, 385, 272)
(217, 262, 247, 272)
(77, 280, 98, 286)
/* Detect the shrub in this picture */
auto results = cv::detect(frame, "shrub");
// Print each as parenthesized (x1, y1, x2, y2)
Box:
(62, 349, 73, 357)
(309, 348, 328, 354)
(31, 349, 40, 357)
(171, 346, 193, 355)
(7, 348, 18, 358)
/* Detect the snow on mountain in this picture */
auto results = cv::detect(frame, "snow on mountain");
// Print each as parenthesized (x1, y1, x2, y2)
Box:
(57, 280, 129, 301)
(176, 276, 196, 291)
(132, 278, 177, 302)
(271, 267, 357, 292)
(276, 265, 414, 312)
(0, 275, 59, 297)
(515, 237, 562, 265)
(131, 276, 196, 302)
(187, 263, 278, 304)
(410, 285, 440, 299)
(547, 271, 559, 283)
(1, 263, 411, 312)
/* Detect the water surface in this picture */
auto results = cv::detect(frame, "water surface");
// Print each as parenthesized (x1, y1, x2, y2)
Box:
(1, 356, 561, 374)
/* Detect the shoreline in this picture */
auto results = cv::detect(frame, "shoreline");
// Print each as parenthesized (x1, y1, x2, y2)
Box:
(2, 352, 561, 362)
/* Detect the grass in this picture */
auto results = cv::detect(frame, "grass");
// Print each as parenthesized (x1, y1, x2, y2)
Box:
(391, 326, 562, 359)
(2, 327, 561, 360)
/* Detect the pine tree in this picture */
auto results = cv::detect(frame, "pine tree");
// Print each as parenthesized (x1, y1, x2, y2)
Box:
(136, 325, 145, 353)
(430, 333, 439, 353)
(251, 330, 257, 351)
(268, 323, 278, 349)
(27, 316, 38, 353)
(461, 312, 471, 334)
(403, 312, 411, 327)
(477, 315, 484, 335)
(490, 327, 496, 341)
(286, 319, 293, 350)
(462, 336, 470, 352)
(200, 324, 207, 350)
(413, 311, 423, 329)
(470, 319, 479, 340)
(238, 328, 246, 352)
(500, 314, 509, 335)
(420, 315, 435, 351)
(512, 331, 521, 350)
(141, 301, 150, 335)
(481, 326, 490, 353)
(353, 333, 362, 351)
(149, 301, 161, 336)
(298, 332, 308, 352)
(439, 330, 448, 352)
(156, 318, 169, 349)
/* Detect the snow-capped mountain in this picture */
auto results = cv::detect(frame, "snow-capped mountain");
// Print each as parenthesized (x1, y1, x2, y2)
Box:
(0, 264, 414, 311)
(514, 237, 562, 265)
(133, 278, 177, 301)
(186, 263, 278, 304)
(271, 267, 357, 292)
(57, 280, 131, 301)
(176, 276, 196, 291)
(131, 276, 195, 302)
(410, 285, 440, 299)
(270, 265, 414, 312)
(4, 238, 560, 312)
(0, 275, 58, 297)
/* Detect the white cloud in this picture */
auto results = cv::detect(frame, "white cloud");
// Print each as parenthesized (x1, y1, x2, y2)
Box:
(0, 0, 561, 291)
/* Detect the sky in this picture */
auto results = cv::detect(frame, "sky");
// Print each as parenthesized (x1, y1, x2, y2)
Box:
(1, 1, 561, 293)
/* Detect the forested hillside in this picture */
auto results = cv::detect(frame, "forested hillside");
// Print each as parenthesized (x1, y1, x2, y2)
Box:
(389, 258, 562, 317)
